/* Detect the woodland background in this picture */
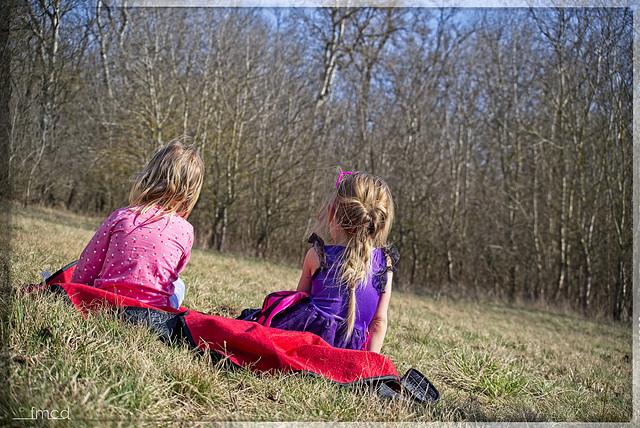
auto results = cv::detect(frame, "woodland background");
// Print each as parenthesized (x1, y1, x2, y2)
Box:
(0, 3, 633, 320)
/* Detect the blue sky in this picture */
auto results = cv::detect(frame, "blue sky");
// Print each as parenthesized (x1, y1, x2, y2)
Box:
(132, 0, 638, 7)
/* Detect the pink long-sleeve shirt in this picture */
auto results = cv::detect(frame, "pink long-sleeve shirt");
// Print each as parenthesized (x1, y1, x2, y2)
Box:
(70, 205, 194, 307)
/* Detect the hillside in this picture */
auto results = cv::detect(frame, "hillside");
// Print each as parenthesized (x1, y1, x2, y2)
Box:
(2, 205, 632, 423)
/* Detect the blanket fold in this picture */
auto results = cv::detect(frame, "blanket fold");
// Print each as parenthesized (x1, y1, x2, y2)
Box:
(36, 262, 439, 404)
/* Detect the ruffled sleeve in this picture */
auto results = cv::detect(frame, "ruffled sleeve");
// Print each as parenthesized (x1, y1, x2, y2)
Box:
(308, 233, 328, 279)
(372, 244, 400, 294)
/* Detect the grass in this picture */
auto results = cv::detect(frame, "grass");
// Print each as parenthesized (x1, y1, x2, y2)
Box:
(1, 204, 633, 424)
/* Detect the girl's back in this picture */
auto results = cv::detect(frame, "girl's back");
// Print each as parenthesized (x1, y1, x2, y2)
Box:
(71, 205, 193, 307)
(310, 244, 388, 332)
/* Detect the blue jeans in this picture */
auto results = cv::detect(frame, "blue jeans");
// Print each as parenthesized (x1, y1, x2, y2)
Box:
(169, 278, 185, 309)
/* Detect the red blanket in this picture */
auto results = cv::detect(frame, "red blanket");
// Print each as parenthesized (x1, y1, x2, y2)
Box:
(37, 262, 438, 403)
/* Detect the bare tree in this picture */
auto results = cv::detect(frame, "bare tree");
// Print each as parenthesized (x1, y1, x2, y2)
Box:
(21, 0, 63, 205)
(0, 0, 14, 203)
(5, 6, 632, 319)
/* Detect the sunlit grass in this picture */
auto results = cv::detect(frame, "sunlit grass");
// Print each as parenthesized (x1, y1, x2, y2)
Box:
(2, 204, 632, 423)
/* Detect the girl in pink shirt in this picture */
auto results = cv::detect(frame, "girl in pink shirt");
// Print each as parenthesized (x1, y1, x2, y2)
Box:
(70, 137, 204, 309)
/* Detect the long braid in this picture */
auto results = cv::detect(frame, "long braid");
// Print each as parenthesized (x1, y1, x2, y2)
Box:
(341, 228, 374, 338)
(329, 172, 394, 339)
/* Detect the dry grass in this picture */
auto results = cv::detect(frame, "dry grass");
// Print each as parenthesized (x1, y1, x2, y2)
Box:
(1, 204, 633, 424)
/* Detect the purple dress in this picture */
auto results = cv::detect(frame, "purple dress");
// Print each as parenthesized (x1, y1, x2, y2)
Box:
(268, 234, 398, 350)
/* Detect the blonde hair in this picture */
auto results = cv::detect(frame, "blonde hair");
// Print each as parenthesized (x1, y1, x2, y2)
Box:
(311, 171, 394, 339)
(129, 136, 204, 220)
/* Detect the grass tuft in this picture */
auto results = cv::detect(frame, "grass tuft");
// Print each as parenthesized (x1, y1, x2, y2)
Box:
(440, 345, 526, 399)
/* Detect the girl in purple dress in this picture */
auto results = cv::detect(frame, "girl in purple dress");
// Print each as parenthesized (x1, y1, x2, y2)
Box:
(248, 171, 398, 353)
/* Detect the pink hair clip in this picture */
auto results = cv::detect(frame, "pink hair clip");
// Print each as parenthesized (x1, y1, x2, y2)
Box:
(335, 171, 353, 189)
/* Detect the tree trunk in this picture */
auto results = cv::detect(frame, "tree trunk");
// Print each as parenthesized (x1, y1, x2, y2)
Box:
(0, 0, 12, 202)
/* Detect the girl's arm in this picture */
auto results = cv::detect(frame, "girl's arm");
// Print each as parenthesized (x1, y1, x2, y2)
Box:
(366, 257, 394, 353)
(296, 248, 319, 294)
(174, 219, 194, 275)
